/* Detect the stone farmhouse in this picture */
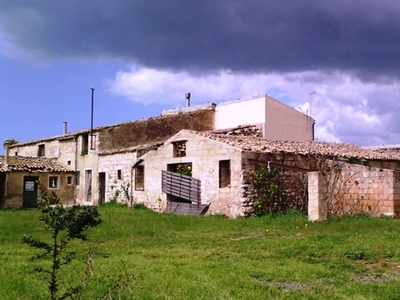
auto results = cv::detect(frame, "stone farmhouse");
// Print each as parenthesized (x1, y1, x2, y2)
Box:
(6, 94, 399, 220)
(3, 95, 314, 211)
(132, 129, 400, 219)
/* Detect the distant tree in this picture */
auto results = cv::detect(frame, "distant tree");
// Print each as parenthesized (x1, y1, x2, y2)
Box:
(3, 139, 18, 147)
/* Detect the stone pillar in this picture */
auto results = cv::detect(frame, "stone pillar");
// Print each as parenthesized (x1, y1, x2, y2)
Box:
(308, 171, 328, 221)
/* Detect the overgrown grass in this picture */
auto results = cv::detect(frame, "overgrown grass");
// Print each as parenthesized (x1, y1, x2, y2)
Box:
(2, 204, 400, 299)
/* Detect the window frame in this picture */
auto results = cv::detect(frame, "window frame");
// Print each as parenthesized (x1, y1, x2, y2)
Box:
(219, 160, 231, 188)
(48, 176, 59, 189)
(135, 165, 145, 191)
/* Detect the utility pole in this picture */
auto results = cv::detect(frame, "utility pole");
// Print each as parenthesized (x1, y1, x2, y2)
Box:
(90, 87, 95, 150)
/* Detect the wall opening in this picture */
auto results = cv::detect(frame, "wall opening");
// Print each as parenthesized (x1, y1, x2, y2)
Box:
(82, 134, 89, 155)
(85, 170, 92, 202)
(219, 160, 231, 188)
(49, 176, 59, 189)
(172, 140, 187, 157)
(38, 144, 45, 157)
(135, 165, 144, 191)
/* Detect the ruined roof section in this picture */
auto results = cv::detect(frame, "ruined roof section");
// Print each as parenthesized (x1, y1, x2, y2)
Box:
(209, 124, 262, 137)
(0, 156, 73, 172)
(98, 106, 215, 151)
(98, 140, 165, 156)
(202, 133, 400, 161)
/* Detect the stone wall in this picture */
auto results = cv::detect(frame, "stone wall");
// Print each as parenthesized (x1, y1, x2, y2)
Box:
(3, 171, 74, 208)
(131, 130, 245, 217)
(308, 165, 400, 220)
(98, 151, 137, 204)
(11, 139, 60, 158)
(333, 164, 400, 216)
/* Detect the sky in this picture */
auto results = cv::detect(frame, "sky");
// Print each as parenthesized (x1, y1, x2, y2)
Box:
(1, 0, 400, 154)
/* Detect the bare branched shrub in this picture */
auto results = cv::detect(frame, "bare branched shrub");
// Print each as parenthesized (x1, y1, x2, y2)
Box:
(247, 166, 308, 215)
(316, 156, 376, 216)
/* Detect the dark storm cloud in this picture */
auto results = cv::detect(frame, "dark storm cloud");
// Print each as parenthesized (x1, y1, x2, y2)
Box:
(1, 0, 400, 77)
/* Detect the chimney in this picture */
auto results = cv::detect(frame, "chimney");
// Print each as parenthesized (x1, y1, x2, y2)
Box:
(185, 92, 191, 107)
(4, 141, 9, 167)
(63, 122, 68, 135)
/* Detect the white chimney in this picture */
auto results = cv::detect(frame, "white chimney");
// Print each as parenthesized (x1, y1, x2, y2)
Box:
(63, 122, 68, 135)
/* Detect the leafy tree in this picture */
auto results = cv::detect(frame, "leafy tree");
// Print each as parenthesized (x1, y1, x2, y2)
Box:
(3, 139, 18, 147)
(23, 190, 102, 300)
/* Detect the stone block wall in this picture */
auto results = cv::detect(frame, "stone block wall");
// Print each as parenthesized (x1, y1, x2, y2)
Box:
(309, 164, 400, 219)
(308, 172, 327, 221)
(98, 151, 137, 204)
(131, 130, 245, 217)
(336, 164, 399, 216)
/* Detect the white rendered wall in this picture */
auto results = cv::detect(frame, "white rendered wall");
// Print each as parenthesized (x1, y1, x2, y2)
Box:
(215, 97, 266, 129)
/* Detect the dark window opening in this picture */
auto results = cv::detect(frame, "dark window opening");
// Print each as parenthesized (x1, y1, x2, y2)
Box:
(67, 176, 73, 185)
(117, 169, 122, 180)
(49, 176, 58, 189)
(219, 160, 231, 188)
(81, 134, 89, 155)
(135, 165, 144, 190)
(67, 160, 71, 165)
(38, 144, 45, 157)
(172, 140, 187, 157)
(168, 162, 192, 177)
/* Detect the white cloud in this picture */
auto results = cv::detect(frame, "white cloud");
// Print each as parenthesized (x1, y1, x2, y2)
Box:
(107, 67, 400, 146)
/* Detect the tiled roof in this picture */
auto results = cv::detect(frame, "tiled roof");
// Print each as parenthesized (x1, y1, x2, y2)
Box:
(203, 133, 400, 161)
(0, 156, 73, 173)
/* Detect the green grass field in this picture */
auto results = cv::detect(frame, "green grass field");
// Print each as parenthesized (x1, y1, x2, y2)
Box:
(1, 204, 400, 299)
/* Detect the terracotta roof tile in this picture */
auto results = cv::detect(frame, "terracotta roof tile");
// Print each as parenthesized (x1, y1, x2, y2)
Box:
(0, 156, 73, 172)
(203, 133, 400, 161)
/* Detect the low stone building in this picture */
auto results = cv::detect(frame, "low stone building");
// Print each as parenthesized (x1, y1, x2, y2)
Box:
(131, 129, 400, 219)
(0, 148, 74, 208)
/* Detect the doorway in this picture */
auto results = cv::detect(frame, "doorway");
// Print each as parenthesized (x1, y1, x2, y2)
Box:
(0, 173, 6, 208)
(23, 176, 39, 208)
(98, 172, 106, 205)
(85, 170, 92, 203)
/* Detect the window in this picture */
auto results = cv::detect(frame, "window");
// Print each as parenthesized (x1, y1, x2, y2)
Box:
(172, 140, 187, 157)
(117, 169, 122, 180)
(38, 144, 45, 157)
(67, 176, 73, 185)
(67, 160, 71, 165)
(49, 176, 58, 189)
(219, 160, 231, 188)
(85, 170, 92, 202)
(135, 165, 144, 190)
(168, 163, 192, 176)
(81, 134, 89, 155)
